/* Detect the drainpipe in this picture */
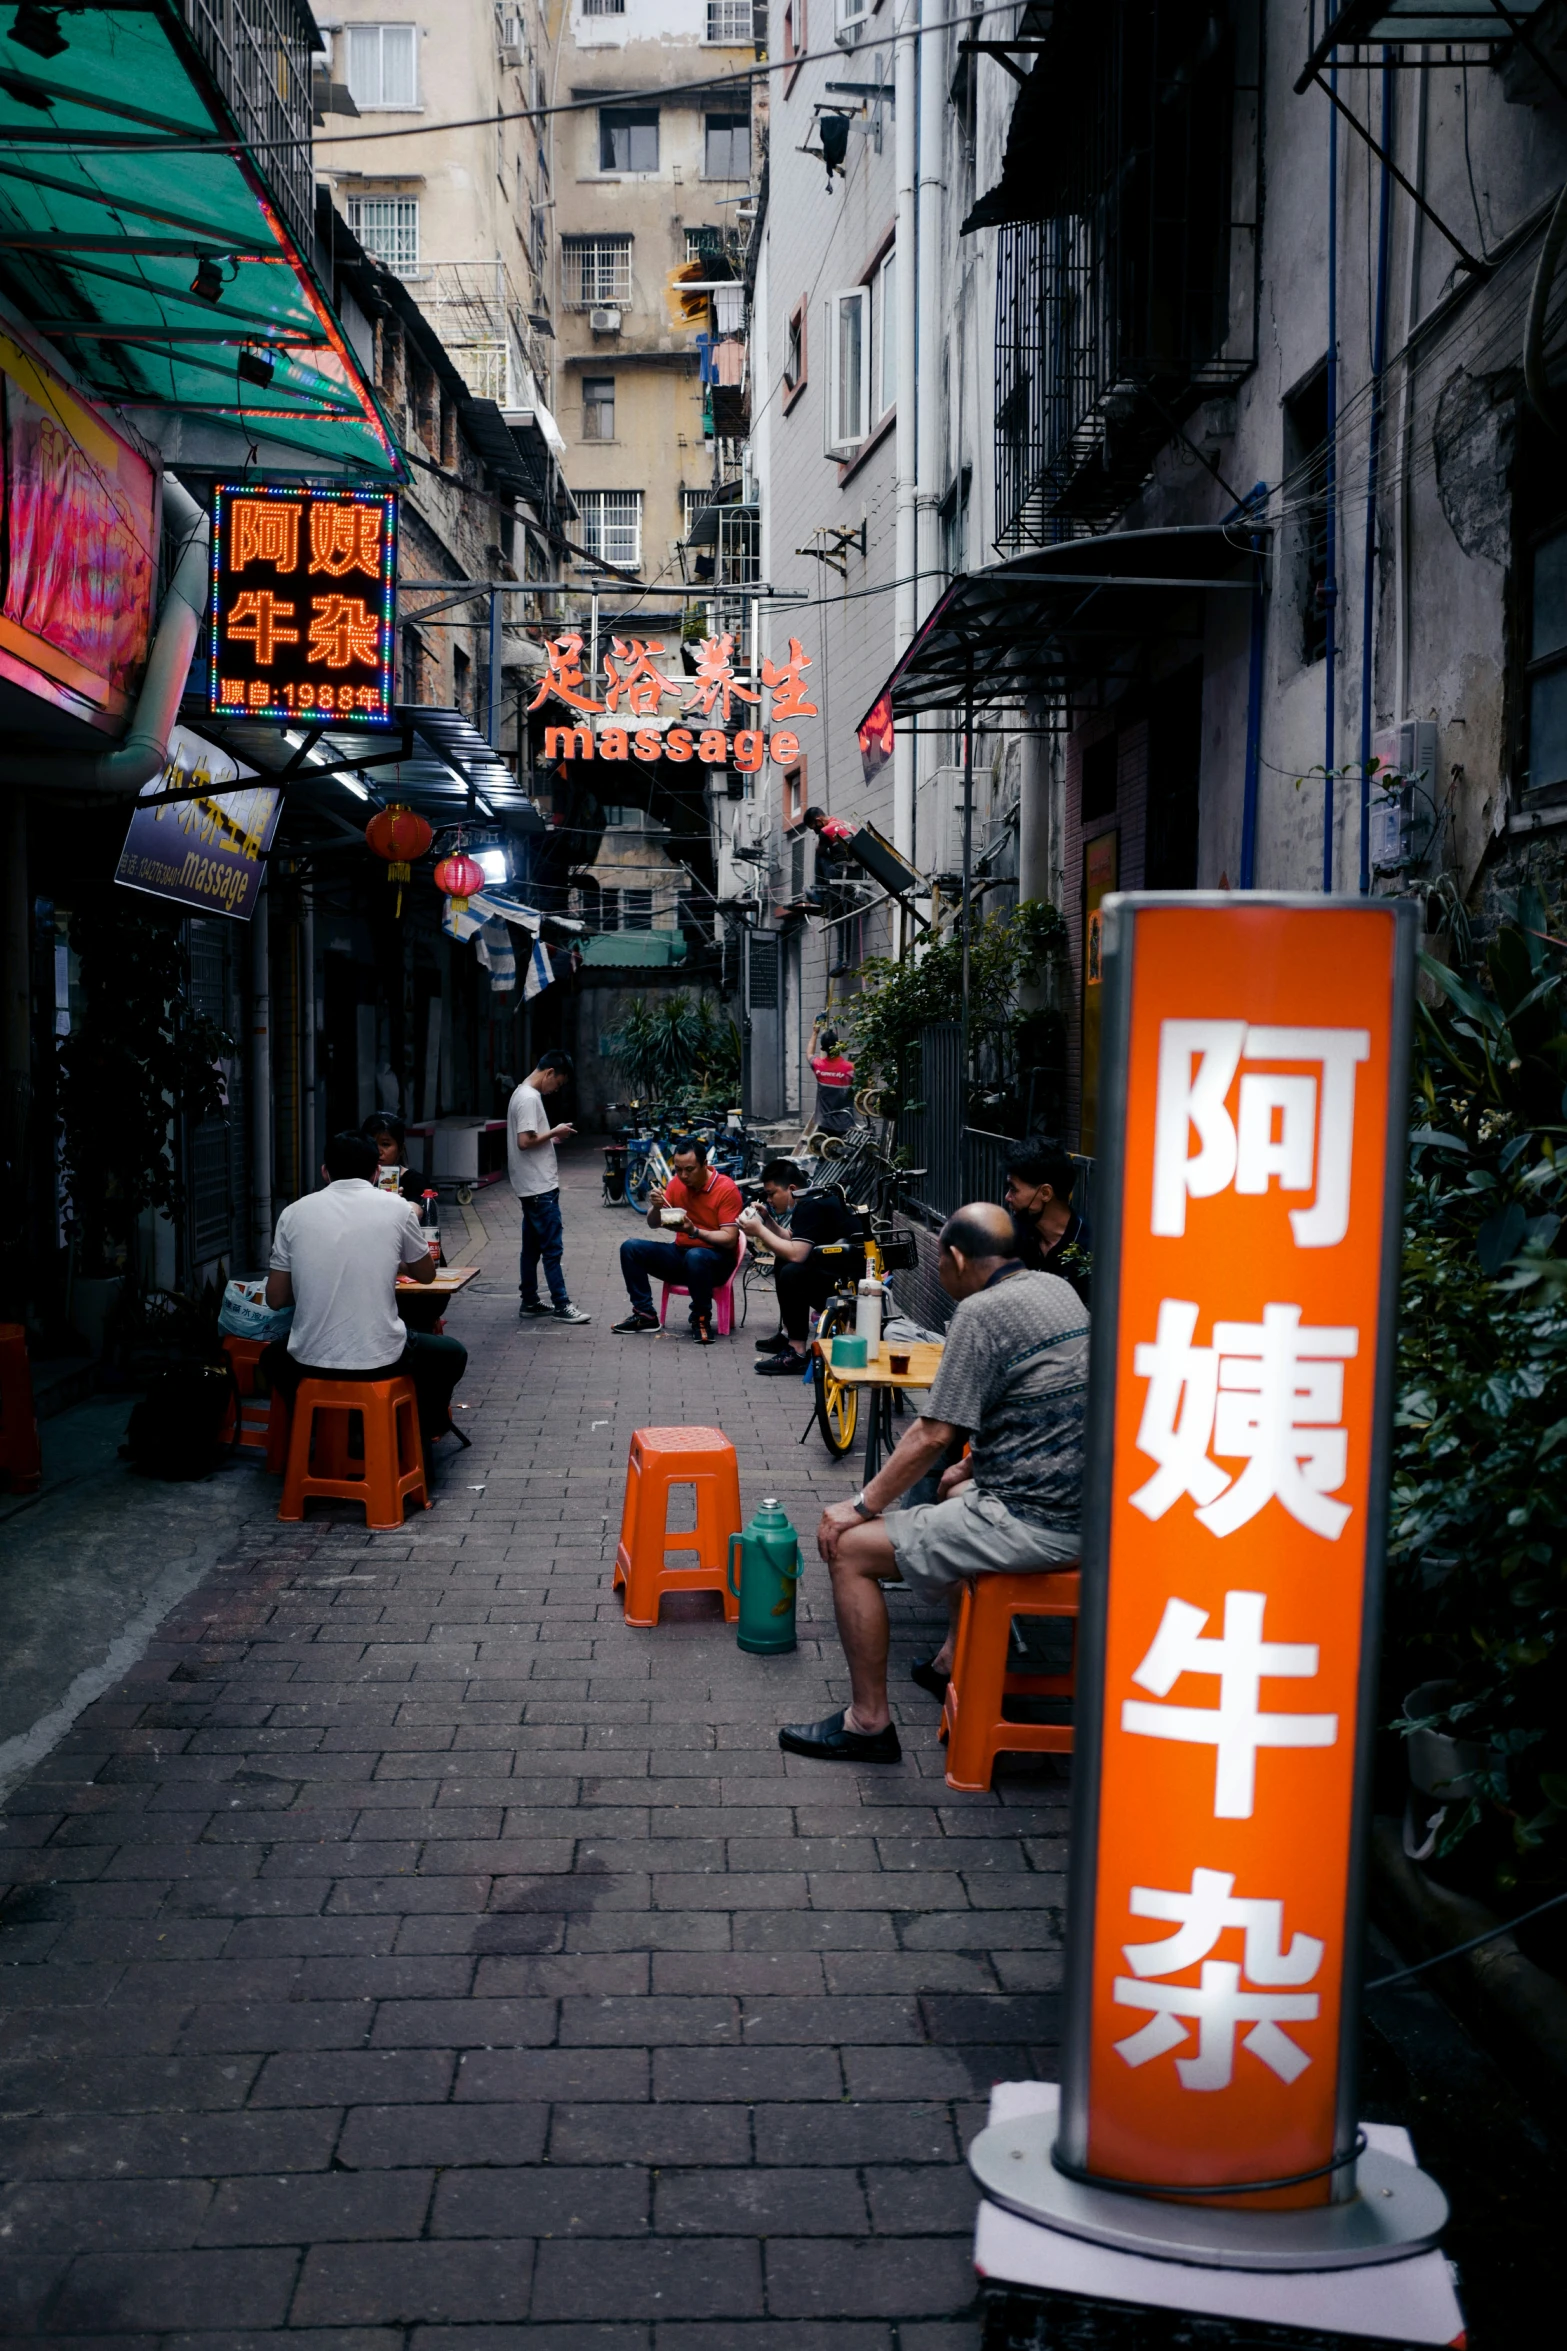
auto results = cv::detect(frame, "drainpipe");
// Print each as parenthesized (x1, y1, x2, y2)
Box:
(915, 1, 945, 621)
(1358, 57, 1394, 896)
(1323, 75, 1340, 894)
(0, 474, 209, 795)
(893, 0, 918, 886)
(1394, 52, 1427, 724)
(1239, 485, 1269, 889)
(250, 879, 272, 1268)
(299, 881, 317, 1192)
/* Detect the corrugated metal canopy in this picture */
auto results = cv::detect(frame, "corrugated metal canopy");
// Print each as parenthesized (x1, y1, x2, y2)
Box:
(0, 4, 402, 478)
(196, 704, 545, 838)
(1298, 0, 1549, 80)
(856, 527, 1266, 726)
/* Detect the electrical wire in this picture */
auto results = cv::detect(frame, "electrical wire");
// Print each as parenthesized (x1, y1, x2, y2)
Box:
(1364, 1886, 1567, 1991)
(0, 12, 1003, 159)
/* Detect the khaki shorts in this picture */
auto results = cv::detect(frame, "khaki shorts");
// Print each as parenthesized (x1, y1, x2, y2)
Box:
(885, 1485, 1079, 1606)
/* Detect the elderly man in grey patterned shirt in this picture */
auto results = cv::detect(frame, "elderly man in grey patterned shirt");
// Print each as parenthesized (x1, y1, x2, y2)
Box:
(780, 1200, 1088, 1764)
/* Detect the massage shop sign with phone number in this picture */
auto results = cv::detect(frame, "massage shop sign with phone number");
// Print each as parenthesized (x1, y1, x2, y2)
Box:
(208, 484, 398, 724)
(1058, 895, 1416, 2209)
(529, 629, 817, 769)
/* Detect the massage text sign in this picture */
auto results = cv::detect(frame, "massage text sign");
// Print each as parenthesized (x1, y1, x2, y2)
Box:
(531, 628, 816, 770)
(208, 483, 397, 725)
(1058, 896, 1416, 2211)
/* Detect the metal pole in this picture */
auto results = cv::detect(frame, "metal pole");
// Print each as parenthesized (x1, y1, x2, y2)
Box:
(249, 878, 272, 1267)
(1323, 66, 1340, 894)
(488, 586, 503, 753)
(960, 683, 974, 1168)
(589, 592, 600, 709)
(299, 879, 316, 1189)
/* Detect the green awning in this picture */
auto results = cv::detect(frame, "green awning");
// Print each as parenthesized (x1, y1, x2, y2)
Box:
(0, 3, 403, 479)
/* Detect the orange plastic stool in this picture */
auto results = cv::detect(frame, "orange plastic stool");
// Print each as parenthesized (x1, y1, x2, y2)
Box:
(940, 1568, 1080, 1791)
(278, 1376, 428, 1531)
(0, 1324, 42, 1494)
(613, 1425, 743, 1627)
(220, 1335, 274, 1453)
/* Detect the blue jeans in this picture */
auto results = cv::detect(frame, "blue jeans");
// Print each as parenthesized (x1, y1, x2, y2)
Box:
(620, 1235, 730, 1320)
(519, 1188, 570, 1309)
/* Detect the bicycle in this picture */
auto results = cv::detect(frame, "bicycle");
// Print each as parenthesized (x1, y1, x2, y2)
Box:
(804, 1148, 922, 1459)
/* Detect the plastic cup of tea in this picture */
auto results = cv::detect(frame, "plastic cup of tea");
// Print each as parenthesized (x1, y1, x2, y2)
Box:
(888, 1351, 910, 1375)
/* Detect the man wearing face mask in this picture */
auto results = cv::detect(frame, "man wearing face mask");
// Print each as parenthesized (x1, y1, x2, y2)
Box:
(1002, 1136, 1091, 1306)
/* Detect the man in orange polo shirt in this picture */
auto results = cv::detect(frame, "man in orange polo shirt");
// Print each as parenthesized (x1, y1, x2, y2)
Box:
(613, 1136, 743, 1344)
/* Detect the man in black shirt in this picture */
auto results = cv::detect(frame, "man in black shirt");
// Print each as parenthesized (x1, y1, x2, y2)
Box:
(739, 1160, 866, 1374)
(1004, 1136, 1091, 1306)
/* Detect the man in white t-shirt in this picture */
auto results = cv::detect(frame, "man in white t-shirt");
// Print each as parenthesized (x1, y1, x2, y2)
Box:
(507, 1049, 590, 1324)
(260, 1130, 468, 1447)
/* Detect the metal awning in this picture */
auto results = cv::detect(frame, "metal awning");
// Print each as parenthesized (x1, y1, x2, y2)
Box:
(0, 4, 402, 478)
(189, 704, 545, 844)
(1298, 0, 1553, 81)
(856, 526, 1266, 729)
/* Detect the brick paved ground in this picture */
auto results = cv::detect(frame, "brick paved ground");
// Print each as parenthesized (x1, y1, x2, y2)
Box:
(0, 1147, 1068, 2347)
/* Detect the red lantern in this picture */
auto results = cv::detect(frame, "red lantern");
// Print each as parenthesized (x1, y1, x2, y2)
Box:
(433, 852, 485, 914)
(364, 803, 433, 916)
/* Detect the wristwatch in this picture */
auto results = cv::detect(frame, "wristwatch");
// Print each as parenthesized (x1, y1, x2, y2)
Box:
(851, 1492, 880, 1519)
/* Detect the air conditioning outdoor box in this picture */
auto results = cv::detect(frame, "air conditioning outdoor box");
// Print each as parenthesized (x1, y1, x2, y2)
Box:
(589, 307, 622, 334)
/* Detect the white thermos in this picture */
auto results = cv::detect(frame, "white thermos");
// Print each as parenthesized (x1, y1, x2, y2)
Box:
(855, 1277, 884, 1360)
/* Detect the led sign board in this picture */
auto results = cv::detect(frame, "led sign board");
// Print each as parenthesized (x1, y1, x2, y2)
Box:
(530, 630, 815, 767)
(208, 483, 397, 725)
(1057, 897, 1416, 2213)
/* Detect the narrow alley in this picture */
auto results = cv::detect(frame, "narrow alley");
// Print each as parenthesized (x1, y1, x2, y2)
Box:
(0, 1151, 1066, 2343)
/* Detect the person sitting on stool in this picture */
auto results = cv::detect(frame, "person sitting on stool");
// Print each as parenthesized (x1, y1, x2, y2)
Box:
(739, 1160, 865, 1375)
(260, 1129, 467, 1454)
(778, 1202, 1086, 1764)
(613, 1135, 743, 1345)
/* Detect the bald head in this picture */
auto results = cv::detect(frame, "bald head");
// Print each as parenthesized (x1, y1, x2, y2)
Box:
(937, 1201, 1020, 1300)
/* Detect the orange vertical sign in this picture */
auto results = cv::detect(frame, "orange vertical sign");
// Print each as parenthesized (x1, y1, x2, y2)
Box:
(1057, 896, 1416, 2211)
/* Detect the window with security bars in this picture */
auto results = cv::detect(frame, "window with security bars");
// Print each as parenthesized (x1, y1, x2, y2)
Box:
(686, 226, 725, 262)
(707, 0, 754, 38)
(583, 0, 625, 12)
(345, 23, 418, 107)
(563, 235, 633, 306)
(577, 490, 643, 570)
(347, 196, 419, 274)
(683, 485, 717, 537)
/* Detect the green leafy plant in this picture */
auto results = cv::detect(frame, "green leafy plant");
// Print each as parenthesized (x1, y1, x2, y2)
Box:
(602, 990, 741, 1106)
(1387, 883, 1567, 1895)
(57, 891, 231, 1279)
(842, 899, 1069, 1119)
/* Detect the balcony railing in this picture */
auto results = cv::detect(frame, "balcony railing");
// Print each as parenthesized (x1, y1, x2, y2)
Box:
(181, 0, 317, 252)
(993, 0, 1256, 546)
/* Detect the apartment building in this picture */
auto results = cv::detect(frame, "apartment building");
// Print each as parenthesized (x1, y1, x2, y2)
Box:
(314, 2, 571, 757)
(552, 0, 760, 585)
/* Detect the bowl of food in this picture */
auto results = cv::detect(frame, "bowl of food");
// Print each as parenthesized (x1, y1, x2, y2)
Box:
(660, 1207, 686, 1228)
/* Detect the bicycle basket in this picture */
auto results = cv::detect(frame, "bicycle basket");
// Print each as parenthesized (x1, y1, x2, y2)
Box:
(876, 1228, 920, 1272)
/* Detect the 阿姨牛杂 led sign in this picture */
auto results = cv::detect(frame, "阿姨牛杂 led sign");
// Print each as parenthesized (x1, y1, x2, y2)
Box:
(208, 484, 397, 725)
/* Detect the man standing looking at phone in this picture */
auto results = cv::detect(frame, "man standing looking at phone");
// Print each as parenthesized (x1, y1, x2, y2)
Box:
(508, 1050, 591, 1324)
(613, 1136, 743, 1344)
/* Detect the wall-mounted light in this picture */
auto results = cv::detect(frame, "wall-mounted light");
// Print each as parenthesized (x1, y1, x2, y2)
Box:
(476, 846, 511, 885)
(190, 255, 226, 304)
(236, 345, 274, 388)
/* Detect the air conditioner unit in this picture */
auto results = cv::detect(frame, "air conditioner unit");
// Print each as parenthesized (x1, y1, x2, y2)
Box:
(589, 306, 622, 334)
(926, 764, 970, 880)
(499, 41, 524, 66)
(1370, 721, 1439, 872)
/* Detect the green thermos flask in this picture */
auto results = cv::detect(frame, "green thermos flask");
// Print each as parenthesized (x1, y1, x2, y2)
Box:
(727, 1497, 802, 1655)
